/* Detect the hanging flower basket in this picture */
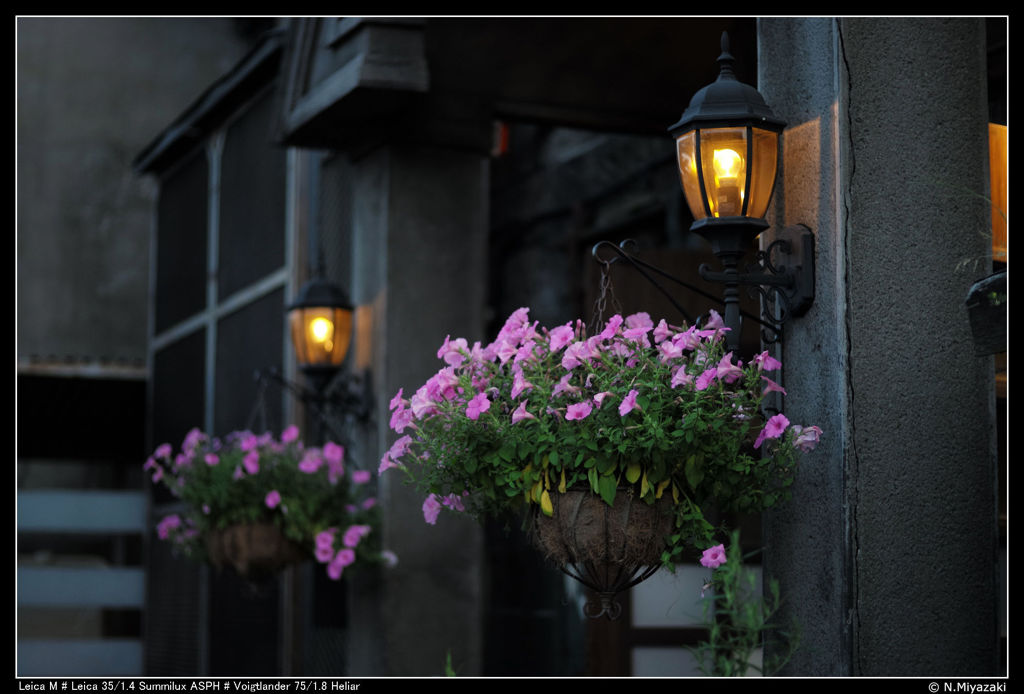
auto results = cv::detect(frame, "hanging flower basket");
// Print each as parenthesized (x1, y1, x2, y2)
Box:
(381, 307, 821, 617)
(146, 426, 397, 584)
(531, 487, 674, 618)
(205, 522, 307, 580)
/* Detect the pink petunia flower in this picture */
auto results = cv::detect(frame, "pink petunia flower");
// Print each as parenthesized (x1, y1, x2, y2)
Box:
(548, 324, 575, 352)
(791, 425, 823, 452)
(437, 335, 469, 367)
(653, 319, 673, 344)
(566, 401, 593, 421)
(695, 367, 718, 391)
(323, 441, 344, 466)
(265, 490, 281, 509)
(240, 433, 259, 452)
(343, 524, 372, 548)
(183, 428, 205, 453)
(624, 312, 653, 330)
(326, 548, 356, 580)
(156, 514, 181, 540)
(753, 350, 783, 372)
(512, 400, 536, 424)
(762, 376, 787, 396)
(299, 450, 322, 474)
(619, 389, 640, 417)
(595, 314, 620, 340)
(717, 353, 743, 384)
(754, 413, 790, 449)
(316, 528, 336, 549)
(561, 340, 595, 370)
(243, 451, 259, 475)
(658, 340, 683, 363)
(671, 366, 693, 389)
(551, 372, 580, 399)
(511, 368, 534, 399)
(351, 470, 371, 484)
(390, 405, 413, 433)
(466, 392, 491, 420)
(422, 494, 442, 525)
(205, 453, 219, 466)
(410, 386, 439, 419)
(672, 326, 701, 351)
(441, 492, 468, 512)
(389, 388, 404, 411)
(154, 443, 172, 460)
(700, 544, 727, 569)
(494, 340, 518, 365)
(281, 425, 300, 444)
(316, 544, 336, 563)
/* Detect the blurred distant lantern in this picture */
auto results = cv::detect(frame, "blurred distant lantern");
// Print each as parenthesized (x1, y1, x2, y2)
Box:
(287, 277, 354, 395)
(667, 31, 813, 352)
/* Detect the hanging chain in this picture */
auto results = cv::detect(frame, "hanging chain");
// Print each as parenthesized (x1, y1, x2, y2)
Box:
(245, 370, 272, 434)
(590, 260, 623, 335)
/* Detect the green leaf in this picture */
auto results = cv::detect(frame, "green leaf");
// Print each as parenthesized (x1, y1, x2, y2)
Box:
(540, 490, 553, 516)
(598, 473, 617, 506)
(464, 458, 478, 474)
(587, 467, 599, 494)
(625, 462, 642, 484)
(684, 454, 704, 490)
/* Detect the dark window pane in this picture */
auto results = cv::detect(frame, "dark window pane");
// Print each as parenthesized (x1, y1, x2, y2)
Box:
(213, 288, 284, 437)
(218, 89, 286, 300)
(144, 537, 202, 675)
(207, 569, 280, 676)
(155, 152, 208, 333)
(151, 328, 206, 454)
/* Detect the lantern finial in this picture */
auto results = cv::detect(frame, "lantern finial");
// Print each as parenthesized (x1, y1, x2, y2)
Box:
(716, 31, 736, 80)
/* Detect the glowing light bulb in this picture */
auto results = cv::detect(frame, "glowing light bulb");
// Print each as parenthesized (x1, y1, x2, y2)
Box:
(711, 147, 743, 216)
(310, 317, 333, 343)
(713, 148, 742, 180)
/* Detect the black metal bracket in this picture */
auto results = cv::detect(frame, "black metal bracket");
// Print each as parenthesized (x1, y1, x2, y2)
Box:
(251, 366, 373, 447)
(699, 224, 815, 345)
(591, 224, 814, 350)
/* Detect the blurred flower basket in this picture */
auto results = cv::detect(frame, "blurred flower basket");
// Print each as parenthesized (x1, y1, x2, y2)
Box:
(146, 426, 396, 582)
(204, 522, 306, 578)
(380, 308, 820, 616)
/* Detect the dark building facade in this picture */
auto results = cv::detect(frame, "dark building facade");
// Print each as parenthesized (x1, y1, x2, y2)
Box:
(128, 17, 1006, 677)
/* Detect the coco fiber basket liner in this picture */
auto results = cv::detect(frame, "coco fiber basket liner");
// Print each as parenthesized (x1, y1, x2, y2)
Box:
(206, 522, 306, 579)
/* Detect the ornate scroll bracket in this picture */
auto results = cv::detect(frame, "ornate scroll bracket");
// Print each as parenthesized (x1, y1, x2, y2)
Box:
(698, 224, 815, 345)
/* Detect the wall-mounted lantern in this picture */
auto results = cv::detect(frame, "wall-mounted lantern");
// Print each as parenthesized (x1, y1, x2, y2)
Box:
(251, 275, 368, 447)
(287, 276, 354, 396)
(668, 31, 814, 353)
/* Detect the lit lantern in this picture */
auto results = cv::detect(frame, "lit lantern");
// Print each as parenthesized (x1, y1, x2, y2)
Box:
(669, 31, 786, 258)
(287, 277, 353, 394)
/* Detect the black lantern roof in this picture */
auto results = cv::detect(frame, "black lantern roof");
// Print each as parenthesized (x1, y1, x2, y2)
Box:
(668, 32, 786, 136)
(287, 277, 353, 312)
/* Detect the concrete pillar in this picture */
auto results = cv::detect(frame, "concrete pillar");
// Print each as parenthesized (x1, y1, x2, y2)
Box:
(346, 144, 489, 675)
(759, 18, 999, 675)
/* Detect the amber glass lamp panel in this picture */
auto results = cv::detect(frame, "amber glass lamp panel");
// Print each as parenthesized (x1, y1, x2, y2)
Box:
(698, 127, 748, 218)
(675, 131, 707, 221)
(290, 306, 353, 367)
(746, 127, 779, 220)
